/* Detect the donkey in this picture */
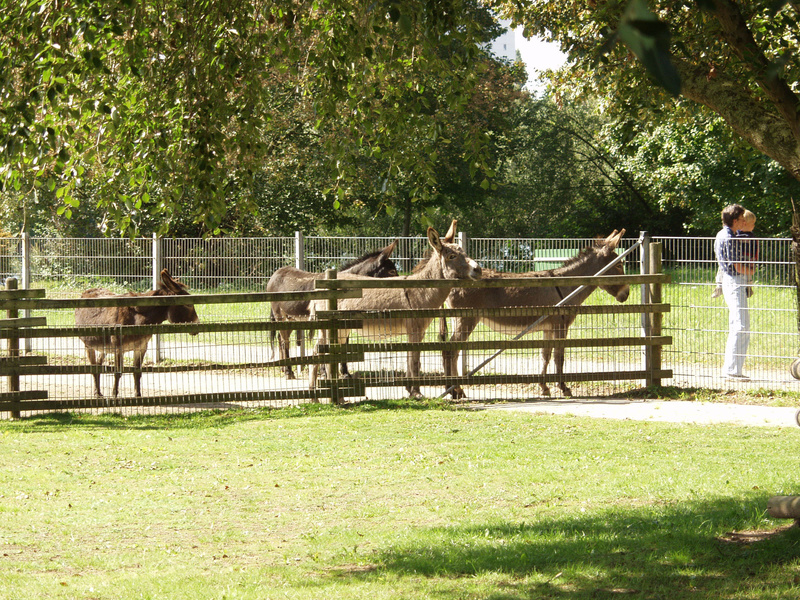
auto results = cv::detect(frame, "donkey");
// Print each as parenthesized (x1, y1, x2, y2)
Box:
(267, 240, 399, 379)
(442, 229, 629, 399)
(309, 227, 482, 399)
(75, 269, 199, 399)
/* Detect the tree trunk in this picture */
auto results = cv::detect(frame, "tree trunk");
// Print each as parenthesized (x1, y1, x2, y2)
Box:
(402, 195, 412, 237)
(791, 200, 800, 349)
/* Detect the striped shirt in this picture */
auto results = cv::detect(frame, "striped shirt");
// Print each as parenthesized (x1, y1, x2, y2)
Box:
(714, 226, 740, 276)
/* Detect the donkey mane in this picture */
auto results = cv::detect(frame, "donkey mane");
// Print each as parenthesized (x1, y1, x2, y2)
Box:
(544, 241, 609, 277)
(339, 248, 385, 272)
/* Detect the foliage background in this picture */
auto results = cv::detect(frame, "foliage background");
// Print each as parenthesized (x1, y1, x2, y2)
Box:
(2, 1, 799, 239)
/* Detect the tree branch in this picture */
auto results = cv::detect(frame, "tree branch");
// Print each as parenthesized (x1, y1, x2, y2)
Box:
(709, 0, 800, 140)
(675, 58, 800, 180)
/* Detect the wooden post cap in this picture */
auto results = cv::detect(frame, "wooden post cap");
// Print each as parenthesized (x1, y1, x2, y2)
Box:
(767, 496, 800, 519)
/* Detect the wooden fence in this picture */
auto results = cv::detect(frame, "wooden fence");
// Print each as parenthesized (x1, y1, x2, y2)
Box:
(1, 254, 671, 417)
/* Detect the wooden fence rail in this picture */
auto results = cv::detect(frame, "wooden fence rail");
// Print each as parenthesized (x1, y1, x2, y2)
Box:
(1, 264, 671, 417)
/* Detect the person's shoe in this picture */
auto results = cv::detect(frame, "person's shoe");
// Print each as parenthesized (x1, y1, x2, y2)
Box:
(725, 373, 750, 381)
(711, 286, 723, 298)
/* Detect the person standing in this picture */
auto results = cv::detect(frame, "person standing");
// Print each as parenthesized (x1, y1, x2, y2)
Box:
(714, 204, 756, 380)
(711, 209, 758, 298)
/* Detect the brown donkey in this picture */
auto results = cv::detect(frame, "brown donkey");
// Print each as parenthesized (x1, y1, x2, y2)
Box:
(442, 229, 630, 398)
(267, 241, 398, 379)
(75, 269, 199, 398)
(309, 227, 482, 398)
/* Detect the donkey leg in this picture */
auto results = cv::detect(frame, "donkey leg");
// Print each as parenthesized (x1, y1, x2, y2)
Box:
(308, 331, 326, 402)
(443, 317, 478, 399)
(133, 349, 146, 397)
(406, 330, 423, 398)
(339, 337, 353, 379)
(552, 318, 573, 397)
(278, 330, 296, 380)
(539, 345, 553, 397)
(112, 351, 123, 400)
(86, 348, 104, 398)
(406, 349, 423, 398)
(553, 345, 572, 397)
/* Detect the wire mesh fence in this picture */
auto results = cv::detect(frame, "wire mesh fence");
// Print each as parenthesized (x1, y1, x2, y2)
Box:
(655, 236, 796, 391)
(1, 231, 798, 419)
(1, 278, 663, 418)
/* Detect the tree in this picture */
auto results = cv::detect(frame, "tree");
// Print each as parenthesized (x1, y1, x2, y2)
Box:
(601, 110, 800, 236)
(435, 95, 684, 238)
(0, 0, 497, 236)
(492, 0, 800, 188)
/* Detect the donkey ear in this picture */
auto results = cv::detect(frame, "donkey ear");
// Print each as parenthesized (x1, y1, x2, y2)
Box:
(160, 269, 185, 293)
(607, 229, 626, 249)
(603, 230, 619, 243)
(442, 219, 458, 243)
(383, 239, 398, 257)
(427, 227, 443, 252)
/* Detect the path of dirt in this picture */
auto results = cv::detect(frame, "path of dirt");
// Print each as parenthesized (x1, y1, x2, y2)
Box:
(478, 398, 800, 428)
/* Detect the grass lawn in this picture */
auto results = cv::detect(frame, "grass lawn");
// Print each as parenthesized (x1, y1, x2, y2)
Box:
(2, 400, 800, 599)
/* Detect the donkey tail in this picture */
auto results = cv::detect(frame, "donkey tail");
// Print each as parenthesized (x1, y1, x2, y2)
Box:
(268, 306, 277, 360)
(438, 316, 449, 342)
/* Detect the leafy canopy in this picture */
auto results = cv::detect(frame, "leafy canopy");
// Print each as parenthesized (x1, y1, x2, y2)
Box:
(0, 0, 496, 236)
(492, 0, 800, 187)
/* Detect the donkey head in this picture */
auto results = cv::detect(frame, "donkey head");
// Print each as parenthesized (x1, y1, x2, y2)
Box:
(427, 227, 482, 281)
(340, 240, 399, 277)
(158, 269, 200, 326)
(597, 229, 629, 302)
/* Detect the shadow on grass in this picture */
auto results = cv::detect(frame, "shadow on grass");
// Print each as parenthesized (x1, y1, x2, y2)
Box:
(1, 398, 450, 431)
(341, 496, 800, 599)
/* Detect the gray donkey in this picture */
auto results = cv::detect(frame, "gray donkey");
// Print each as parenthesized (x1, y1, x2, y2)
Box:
(309, 226, 482, 398)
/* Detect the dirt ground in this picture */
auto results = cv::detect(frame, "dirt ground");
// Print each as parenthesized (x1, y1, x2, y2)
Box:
(478, 398, 800, 428)
(6, 335, 800, 427)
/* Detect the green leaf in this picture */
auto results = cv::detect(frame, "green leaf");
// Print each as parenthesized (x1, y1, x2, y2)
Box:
(617, 0, 681, 96)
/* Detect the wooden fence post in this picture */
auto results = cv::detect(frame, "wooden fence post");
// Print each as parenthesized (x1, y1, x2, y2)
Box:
(324, 269, 342, 404)
(646, 242, 663, 387)
(4, 277, 21, 419)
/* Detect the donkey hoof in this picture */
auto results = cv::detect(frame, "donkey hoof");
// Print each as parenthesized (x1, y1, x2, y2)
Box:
(561, 387, 573, 398)
(285, 371, 296, 381)
(449, 387, 466, 400)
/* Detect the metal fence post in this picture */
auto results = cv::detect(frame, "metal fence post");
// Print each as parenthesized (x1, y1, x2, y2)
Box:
(152, 233, 163, 363)
(639, 231, 651, 371)
(21, 232, 31, 354)
(457, 230, 469, 377)
(295, 231, 304, 271)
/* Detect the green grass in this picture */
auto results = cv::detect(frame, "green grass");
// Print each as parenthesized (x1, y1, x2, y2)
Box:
(2, 401, 800, 599)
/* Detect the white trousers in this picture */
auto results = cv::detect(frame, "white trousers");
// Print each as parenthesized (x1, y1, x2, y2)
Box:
(721, 273, 750, 376)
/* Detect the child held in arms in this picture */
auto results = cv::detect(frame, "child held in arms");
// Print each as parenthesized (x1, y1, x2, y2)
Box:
(712, 209, 758, 299)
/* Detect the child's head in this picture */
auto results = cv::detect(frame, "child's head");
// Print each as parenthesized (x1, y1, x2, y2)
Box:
(721, 204, 746, 227)
(738, 209, 756, 232)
